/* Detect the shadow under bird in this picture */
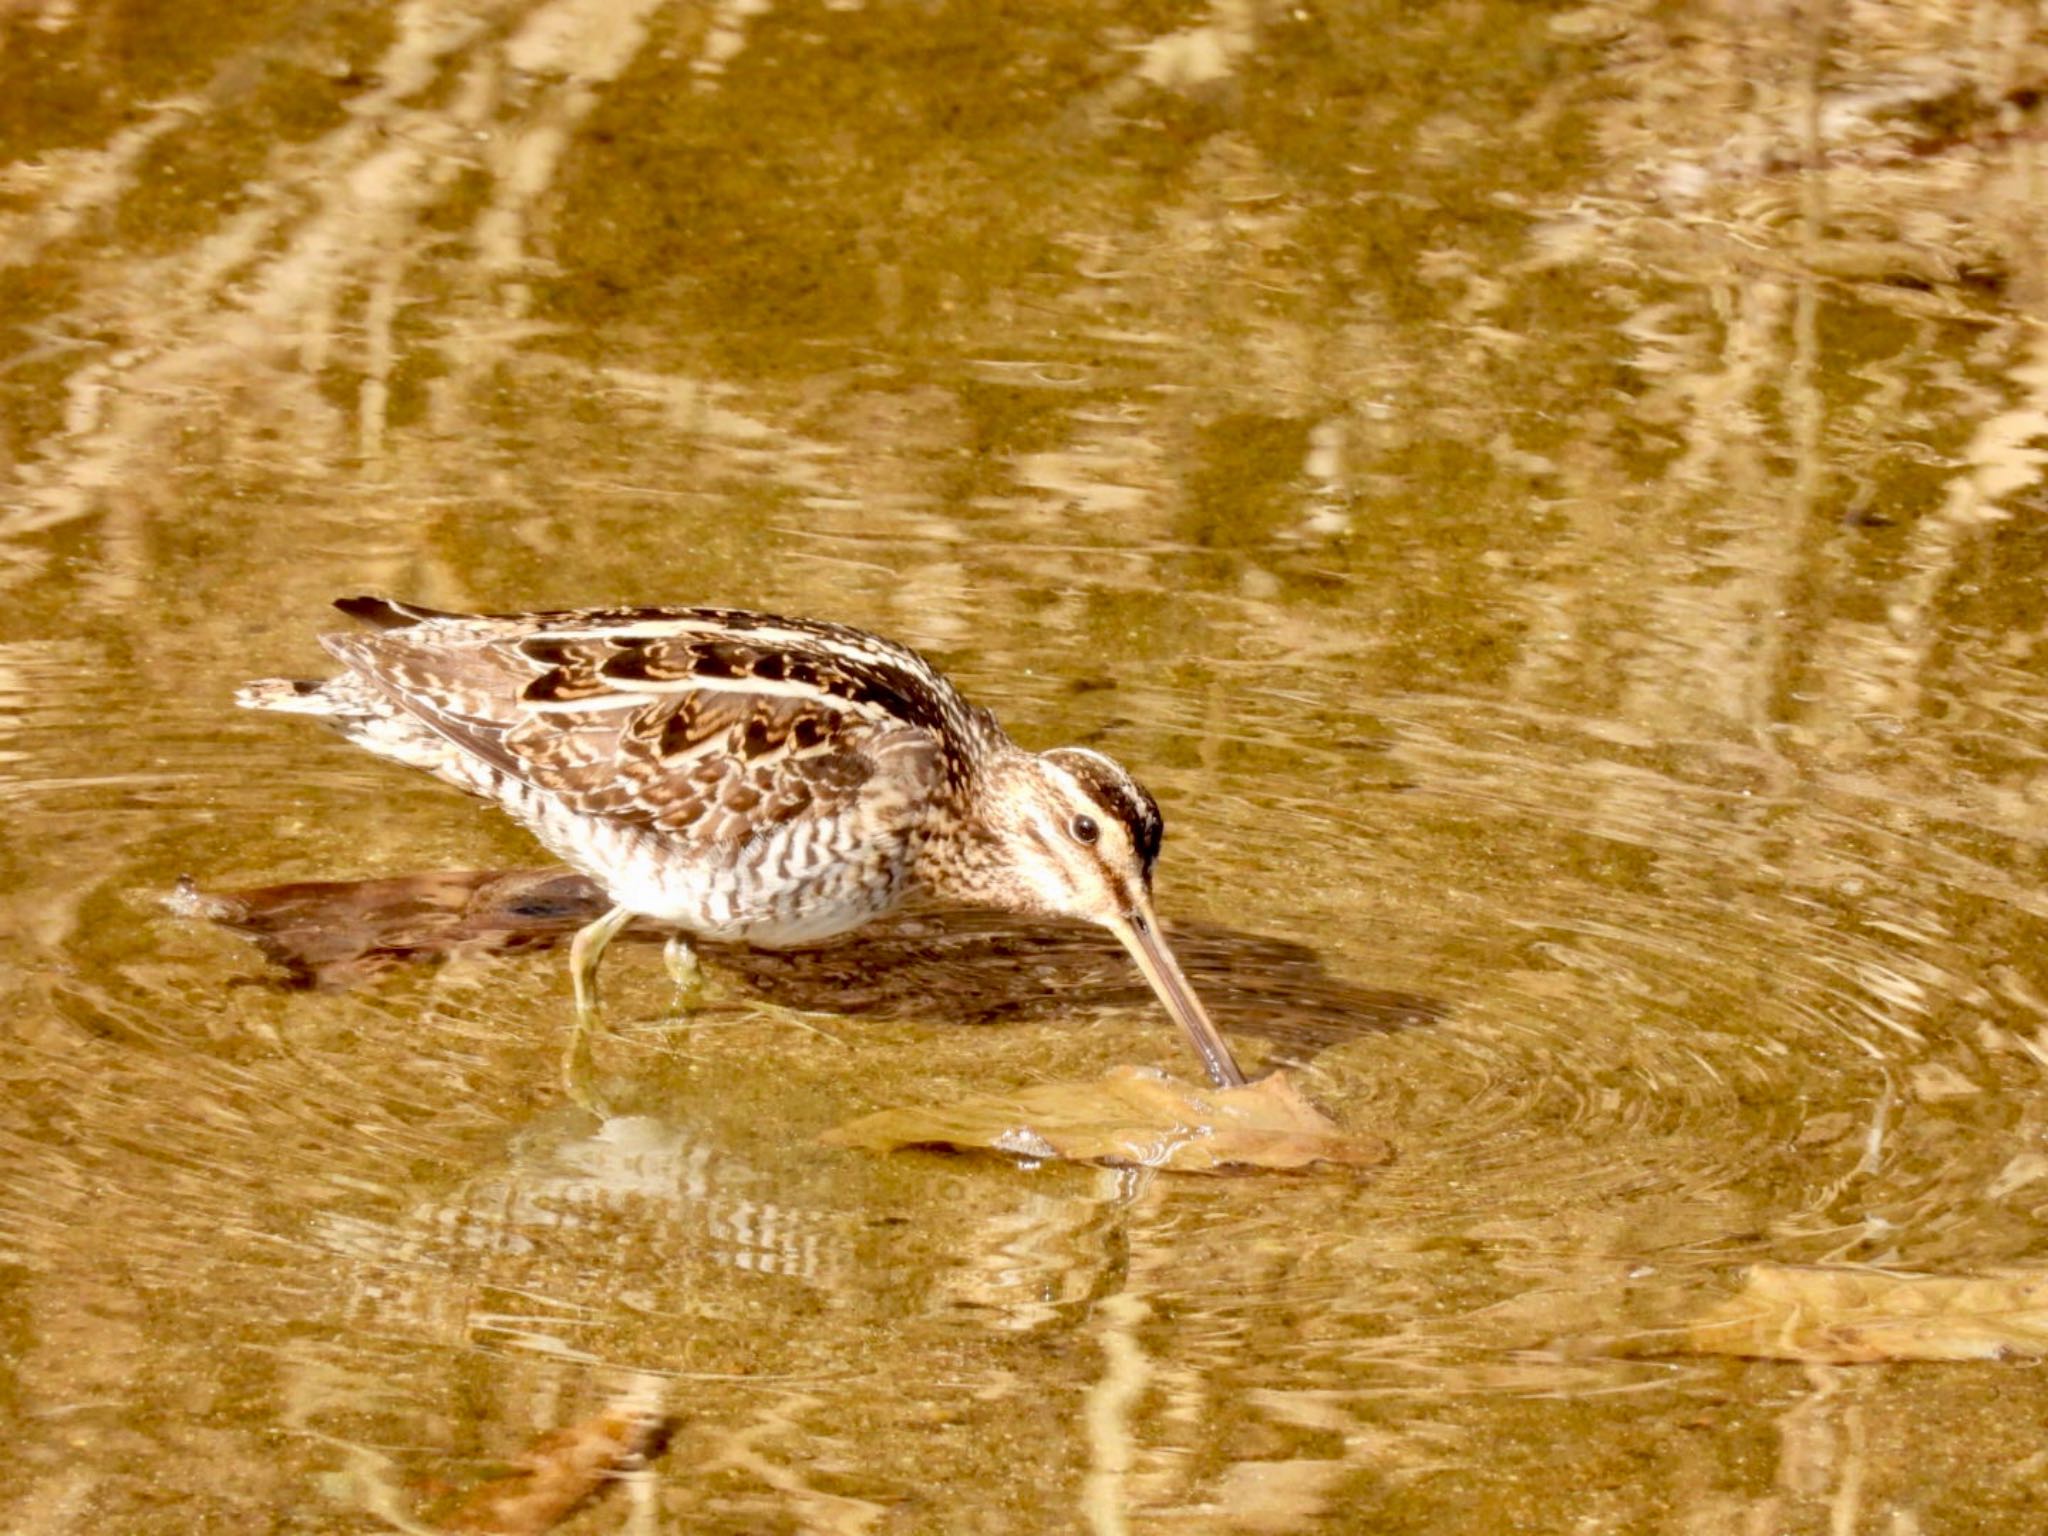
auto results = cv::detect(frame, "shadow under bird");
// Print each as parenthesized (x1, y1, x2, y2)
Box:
(237, 597, 1248, 1089)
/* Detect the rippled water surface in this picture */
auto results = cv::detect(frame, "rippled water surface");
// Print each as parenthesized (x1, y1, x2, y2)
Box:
(6, 0, 2048, 1530)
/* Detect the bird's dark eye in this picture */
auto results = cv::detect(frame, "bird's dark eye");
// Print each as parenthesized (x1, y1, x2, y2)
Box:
(1070, 813, 1099, 845)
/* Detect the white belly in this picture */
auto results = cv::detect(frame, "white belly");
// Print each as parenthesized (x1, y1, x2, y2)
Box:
(515, 785, 918, 947)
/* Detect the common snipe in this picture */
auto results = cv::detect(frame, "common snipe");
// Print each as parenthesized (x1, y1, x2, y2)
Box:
(239, 597, 1248, 1089)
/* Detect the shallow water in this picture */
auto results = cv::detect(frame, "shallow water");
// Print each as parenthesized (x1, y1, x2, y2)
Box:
(5, 0, 2048, 1530)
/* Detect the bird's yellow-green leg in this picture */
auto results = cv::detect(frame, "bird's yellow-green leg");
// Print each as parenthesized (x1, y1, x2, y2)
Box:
(570, 903, 636, 1023)
(564, 903, 635, 1099)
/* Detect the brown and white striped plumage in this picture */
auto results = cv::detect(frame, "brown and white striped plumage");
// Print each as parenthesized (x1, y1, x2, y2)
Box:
(238, 596, 1246, 1087)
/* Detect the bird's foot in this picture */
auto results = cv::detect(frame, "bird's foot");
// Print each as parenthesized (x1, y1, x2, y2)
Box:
(662, 934, 705, 1016)
(561, 1005, 613, 1115)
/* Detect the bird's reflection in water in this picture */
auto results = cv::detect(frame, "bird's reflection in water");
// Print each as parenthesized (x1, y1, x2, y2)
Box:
(178, 867, 1443, 1063)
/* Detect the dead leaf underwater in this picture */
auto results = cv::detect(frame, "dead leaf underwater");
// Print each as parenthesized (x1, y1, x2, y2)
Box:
(438, 1406, 672, 1534)
(822, 1065, 1389, 1173)
(1673, 1266, 2048, 1364)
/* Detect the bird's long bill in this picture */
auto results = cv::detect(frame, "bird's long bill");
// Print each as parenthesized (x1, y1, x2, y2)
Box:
(1110, 905, 1248, 1089)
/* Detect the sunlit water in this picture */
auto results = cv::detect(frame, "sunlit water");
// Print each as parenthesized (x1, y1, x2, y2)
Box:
(5, 0, 2048, 1530)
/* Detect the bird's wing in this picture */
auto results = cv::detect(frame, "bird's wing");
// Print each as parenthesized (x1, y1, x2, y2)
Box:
(320, 602, 975, 842)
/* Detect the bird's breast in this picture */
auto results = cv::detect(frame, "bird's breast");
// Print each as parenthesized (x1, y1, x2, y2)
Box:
(512, 784, 923, 945)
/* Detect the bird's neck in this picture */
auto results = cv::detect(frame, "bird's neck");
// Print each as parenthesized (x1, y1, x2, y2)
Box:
(914, 741, 1036, 911)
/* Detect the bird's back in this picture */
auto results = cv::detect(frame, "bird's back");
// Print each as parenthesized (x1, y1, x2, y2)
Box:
(238, 597, 1004, 941)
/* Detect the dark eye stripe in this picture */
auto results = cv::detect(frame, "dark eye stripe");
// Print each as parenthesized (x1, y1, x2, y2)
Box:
(1041, 747, 1165, 874)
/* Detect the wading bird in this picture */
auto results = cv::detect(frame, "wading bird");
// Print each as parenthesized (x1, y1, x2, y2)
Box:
(240, 598, 1247, 1089)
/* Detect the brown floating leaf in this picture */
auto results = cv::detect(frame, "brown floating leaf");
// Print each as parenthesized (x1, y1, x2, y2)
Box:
(1679, 1266, 2048, 1364)
(170, 869, 610, 990)
(440, 1407, 673, 1534)
(822, 1065, 1389, 1173)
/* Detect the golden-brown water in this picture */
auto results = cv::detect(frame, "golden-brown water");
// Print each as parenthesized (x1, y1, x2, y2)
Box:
(5, 0, 2048, 1529)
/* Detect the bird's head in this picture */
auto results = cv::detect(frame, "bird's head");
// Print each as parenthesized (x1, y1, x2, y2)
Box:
(968, 745, 1247, 1088)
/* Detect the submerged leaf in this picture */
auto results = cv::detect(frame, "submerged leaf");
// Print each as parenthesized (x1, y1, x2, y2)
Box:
(823, 1065, 1389, 1173)
(171, 868, 609, 989)
(440, 1407, 673, 1534)
(1681, 1266, 2048, 1363)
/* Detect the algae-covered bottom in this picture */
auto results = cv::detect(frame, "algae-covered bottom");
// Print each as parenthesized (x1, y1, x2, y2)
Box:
(5, 0, 2048, 1529)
